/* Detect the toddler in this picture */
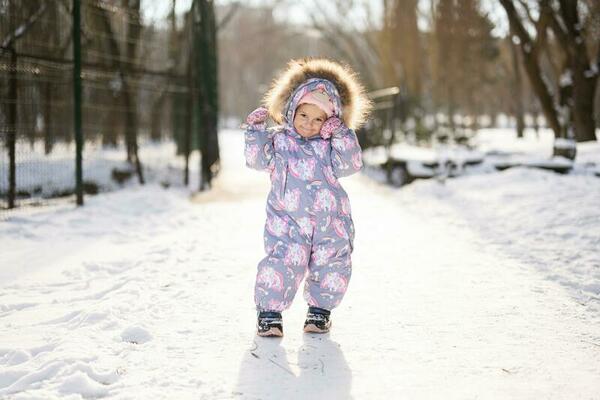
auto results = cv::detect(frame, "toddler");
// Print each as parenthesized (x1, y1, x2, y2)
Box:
(244, 58, 371, 337)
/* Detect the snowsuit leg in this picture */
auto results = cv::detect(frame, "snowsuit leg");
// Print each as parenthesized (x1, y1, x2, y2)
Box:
(254, 209, 313, 312)
(303, 213, 354, 311)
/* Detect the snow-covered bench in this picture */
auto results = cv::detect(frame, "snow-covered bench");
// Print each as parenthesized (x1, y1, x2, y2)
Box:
(362, 144, 485, 187)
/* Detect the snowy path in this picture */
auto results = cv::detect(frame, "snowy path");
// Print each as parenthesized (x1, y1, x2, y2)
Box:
(1, 131, 599, 399)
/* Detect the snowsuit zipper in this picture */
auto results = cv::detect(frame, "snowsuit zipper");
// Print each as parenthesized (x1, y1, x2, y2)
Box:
(279, 161, 288, 200)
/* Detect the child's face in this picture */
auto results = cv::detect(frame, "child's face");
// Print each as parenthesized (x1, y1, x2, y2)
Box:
(293, 104, 327, 138)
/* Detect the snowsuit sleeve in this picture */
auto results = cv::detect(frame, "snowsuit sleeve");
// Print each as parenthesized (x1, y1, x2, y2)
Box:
(330, 127, 363, 178)
(244, 123, 275, 172)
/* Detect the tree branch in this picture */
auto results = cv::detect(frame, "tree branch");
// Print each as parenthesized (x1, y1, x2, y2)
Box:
(1, 3, 49, 51)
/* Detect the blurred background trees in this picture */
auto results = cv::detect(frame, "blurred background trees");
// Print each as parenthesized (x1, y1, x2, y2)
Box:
(3, 0, 598, 150)
(216, 0, 598, 145)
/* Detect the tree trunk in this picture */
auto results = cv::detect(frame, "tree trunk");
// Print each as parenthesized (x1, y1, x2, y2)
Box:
(96, 7, 120, 147)
(509, 34, 525, 138)
(7, 47, 17, 208)
(96, 0, 144, 179)
(556, 0, 597, 141)
(499, 0, 563, 138)
(194, 0, 220, 191)
(393, 0, 422, 98)
(150, 92, 167, 141)
(571, 71, 597, 141)
(42, 81, 53, 154)
(124, 0, 144, 183)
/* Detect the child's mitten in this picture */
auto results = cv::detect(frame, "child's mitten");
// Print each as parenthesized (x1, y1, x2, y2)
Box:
(320, 116, 344, 139)
(246, 107, 269, 126)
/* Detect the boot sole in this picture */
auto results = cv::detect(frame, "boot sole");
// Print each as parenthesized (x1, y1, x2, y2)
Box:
(303, 323, 330, 334)
(257, 327, 283, 337)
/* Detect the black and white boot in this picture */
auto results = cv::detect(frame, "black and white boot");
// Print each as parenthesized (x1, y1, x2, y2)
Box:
(303, 307, 331, 333)
(257, 311, 283, 337)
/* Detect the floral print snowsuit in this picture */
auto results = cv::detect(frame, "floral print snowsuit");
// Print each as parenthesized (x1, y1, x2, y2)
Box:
(245, 78, 362, 312)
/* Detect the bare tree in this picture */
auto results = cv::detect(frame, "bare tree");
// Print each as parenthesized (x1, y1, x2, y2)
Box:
(499, 0, 598, 142)
(387, 0, 422, 98)
(94, 0, 145, 183)
(432, 0, 498, 131)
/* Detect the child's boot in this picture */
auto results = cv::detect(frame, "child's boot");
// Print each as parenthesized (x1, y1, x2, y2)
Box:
(303, 306, 331, 333)
(257, 311, 283, 337)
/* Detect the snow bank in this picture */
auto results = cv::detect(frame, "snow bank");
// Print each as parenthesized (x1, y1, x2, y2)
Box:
(397, 166, 600, 311)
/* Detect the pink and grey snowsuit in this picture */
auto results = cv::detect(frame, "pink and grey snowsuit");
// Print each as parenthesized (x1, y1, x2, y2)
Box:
(245, 78, 363, 312)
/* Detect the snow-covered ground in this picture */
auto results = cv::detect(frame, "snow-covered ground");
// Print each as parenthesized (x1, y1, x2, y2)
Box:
(1, 129, 600, 399)
(0, 139, 198, 205)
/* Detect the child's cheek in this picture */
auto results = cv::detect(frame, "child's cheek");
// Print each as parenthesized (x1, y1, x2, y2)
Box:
(293, 116, 302, 132)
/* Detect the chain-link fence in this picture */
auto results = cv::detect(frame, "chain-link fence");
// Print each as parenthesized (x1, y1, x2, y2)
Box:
(0, 0, 219, 216)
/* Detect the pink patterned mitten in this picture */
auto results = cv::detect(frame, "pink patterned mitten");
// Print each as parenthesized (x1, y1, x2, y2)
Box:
(246, 107, 269, 126)
(320, 117, 344, 139)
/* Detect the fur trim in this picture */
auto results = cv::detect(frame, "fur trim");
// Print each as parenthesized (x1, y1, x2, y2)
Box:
(262, 58, 372, 130)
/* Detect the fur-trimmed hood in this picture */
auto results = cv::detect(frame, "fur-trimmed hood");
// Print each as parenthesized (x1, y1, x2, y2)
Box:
(263, 58, 372, 131)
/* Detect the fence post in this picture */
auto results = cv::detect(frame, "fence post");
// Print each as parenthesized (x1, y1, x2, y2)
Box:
(184, 65, 193, 186)
(72, 0, 83, 205)
(7, 47, 17, 209)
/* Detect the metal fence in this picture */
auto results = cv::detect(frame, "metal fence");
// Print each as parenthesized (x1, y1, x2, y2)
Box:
(0, 0, 219, 215)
